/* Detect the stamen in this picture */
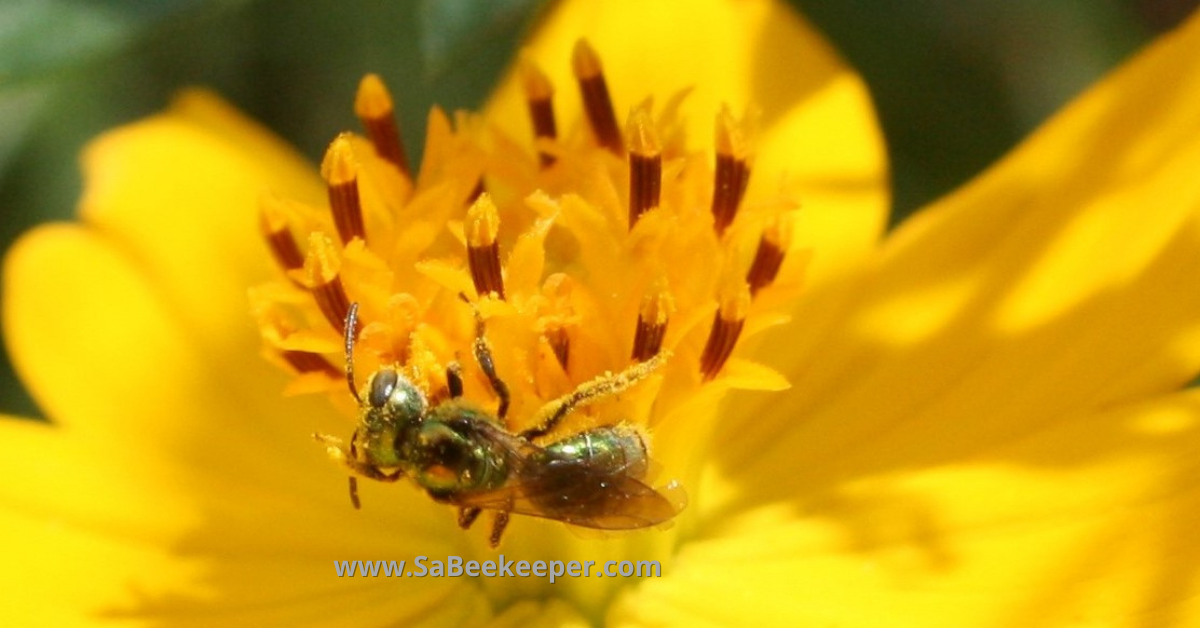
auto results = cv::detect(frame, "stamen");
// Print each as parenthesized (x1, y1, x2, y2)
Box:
(711, 106, 751, 235)
(321, 135, 367, 245)
(258, 194, 304, 274)
(632, 287, 673, 362)
(746, 214, 793, 296)
(306, 232, 352, 333)
(572, 39, 622, 154)
(354, 73, 412, 176)
(520, 56, 558, 168)
(699, 283, 750, 380)
(541, 274, 575, 370)
(466, 194, 505, 300)
(282, 350, 341, 378)
(627, 107, 662, 229)
(468, 176, 486, 204)
(546, 327, 570, 370)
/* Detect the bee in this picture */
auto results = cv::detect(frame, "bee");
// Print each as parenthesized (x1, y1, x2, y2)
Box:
(316, 300, 684, 547)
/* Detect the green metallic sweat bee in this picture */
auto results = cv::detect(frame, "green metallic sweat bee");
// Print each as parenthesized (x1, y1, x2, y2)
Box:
(316, 301, 683, 547)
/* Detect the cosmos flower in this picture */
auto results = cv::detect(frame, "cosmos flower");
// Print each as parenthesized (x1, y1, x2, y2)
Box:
(4, 0, 1200, 626)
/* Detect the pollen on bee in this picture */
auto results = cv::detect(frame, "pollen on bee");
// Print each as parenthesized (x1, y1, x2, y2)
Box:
(321, 135, 367, 245)
(699, 282, 751, 380)
(632, 287, 673, 362)
(627, 106, 662, 229)
(520, 55, 558, 168)
(354, 73, 411, 176)
(747, 213, 793, 296)
(712, 105, 752, 236)
(572, 38, 622, 154)
(466, 194, 506, 300)
(305, 231, 352, 334)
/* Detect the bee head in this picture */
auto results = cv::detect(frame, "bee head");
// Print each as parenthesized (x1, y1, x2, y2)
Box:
(355, 367, 427, 468)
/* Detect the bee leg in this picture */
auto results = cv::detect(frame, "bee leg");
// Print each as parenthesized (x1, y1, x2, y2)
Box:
(521, 351, 671, 440)
(348, 477, 361, 510)
(348, 430, 362, 509)
(458, 506, 482, 529)
(315, 431, 403, 488)
(446, 361, 464, 399)
(489, 510, 510, 548)
(461, 296, 511, 418)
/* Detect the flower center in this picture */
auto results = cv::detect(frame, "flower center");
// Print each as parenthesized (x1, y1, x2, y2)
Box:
(251, 37, 808, 606)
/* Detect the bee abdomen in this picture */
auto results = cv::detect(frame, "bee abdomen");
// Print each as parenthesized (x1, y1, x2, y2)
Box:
(542, 425, 648, 479)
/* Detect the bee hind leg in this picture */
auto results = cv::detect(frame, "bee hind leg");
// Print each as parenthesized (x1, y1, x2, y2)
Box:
(521, 351, 671, 440)
(489, 511, 510, 548)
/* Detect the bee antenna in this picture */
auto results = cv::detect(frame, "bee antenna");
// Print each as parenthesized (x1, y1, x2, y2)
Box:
(344, 302, 363, 404)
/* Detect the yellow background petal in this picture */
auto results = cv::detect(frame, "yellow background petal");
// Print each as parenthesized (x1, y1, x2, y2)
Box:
(718, 7, 1200, 480)
(77, 89, 324, 373)
(622, 390, 1200, 627)
(2, 226, 479, 624)
(683, 11, 1200, 626)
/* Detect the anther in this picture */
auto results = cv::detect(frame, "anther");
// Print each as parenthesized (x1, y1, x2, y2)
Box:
(321, 135, 367, 246)
(258, 194, 304, 275)
(466, 194, 506, 300)
(632, 287, 673, 362)
(354, 73, 412, 176)
(281, 350, 341, 378)
(627, 106, 662, 229)
(572, 39, 622, 154)
(520, 56, 558, 168)
(711, 106, 751, 235)
(746, 214, 793, 296)
(699, 284, 750, 380)
(306, 232, 352, 333)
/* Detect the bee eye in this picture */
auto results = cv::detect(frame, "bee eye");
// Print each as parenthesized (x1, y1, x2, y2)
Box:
(368, 369, 399, 408)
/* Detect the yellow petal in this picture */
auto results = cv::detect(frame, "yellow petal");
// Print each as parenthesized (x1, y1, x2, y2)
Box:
(719, 8, 1200, 488)
(78, 89, 324, 361)
(633, 389, 1200, 627)
(486, 0, 888, 290)
(0, 480, 490, 627)
(0, 228, 474, 621)
(3, 221, 457, 534)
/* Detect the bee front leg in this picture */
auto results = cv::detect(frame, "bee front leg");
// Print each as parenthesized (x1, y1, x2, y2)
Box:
(459, 294, 511, 419)
(458, 506, 481, 529)
(315, 432, 402, 483)
(446, 361, 464, 399)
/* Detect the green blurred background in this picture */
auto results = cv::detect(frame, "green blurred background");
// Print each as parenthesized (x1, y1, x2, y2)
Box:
(1, 0, 1195, 418)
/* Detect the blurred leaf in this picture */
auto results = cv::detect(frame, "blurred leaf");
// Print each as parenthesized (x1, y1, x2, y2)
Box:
(0, 83, 53, 174)
(0, 0, 228, 84)
(416, 0, 545, 78)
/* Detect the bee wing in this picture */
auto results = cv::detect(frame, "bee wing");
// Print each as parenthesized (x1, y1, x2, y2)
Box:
(450, 469, 682, 530)
(446, 422, 683, 530)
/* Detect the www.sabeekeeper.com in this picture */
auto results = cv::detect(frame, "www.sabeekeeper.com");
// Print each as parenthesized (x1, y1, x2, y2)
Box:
(334, 556, 661, 583)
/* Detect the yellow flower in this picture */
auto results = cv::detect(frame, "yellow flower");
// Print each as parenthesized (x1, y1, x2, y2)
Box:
(4, 0, 1200, 626)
